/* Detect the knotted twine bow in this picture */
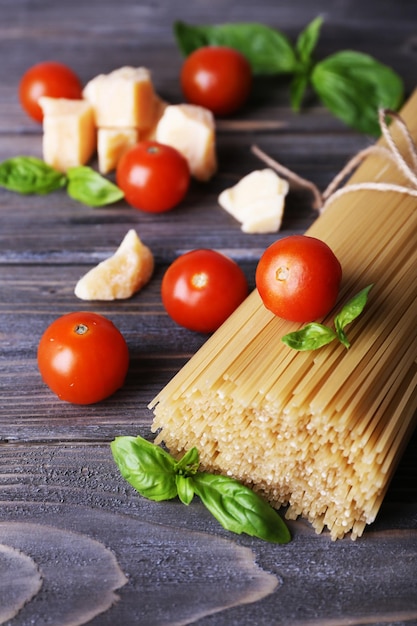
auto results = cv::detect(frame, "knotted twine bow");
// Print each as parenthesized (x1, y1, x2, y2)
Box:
(252, 108, 417, 213)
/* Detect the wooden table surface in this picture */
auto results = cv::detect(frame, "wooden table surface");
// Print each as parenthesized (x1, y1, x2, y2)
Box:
(1, 1, 417, 624)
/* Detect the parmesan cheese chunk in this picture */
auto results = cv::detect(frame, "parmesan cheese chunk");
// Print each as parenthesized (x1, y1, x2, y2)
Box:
(83, 66, 157, 129)
(140, 96, 169, 142)
(156, 104, 217, 181)
(218, 169, 289, 233)
(74, 229, 154, 301)
(97, 127, 138, 174)
(40, 97, 96, 172)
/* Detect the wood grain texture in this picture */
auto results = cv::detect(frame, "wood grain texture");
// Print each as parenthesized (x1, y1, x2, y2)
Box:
(0, 444, 417, 626)
(1, 0, 417, 623)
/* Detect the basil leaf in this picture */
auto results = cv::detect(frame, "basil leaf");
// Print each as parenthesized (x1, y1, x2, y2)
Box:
(176, 474, 195, 506)
(174, 446, 200, 475)
(111, 436, 178, 501)
(295, 16, 323, 66)
(282, 322, 337, 351)
(334, 284, 373, 347)
(192, 473, 291, 544)
(67, 166, 124, 207)
(174, 20, 214, 56)
(174, 20, 297, 74)
(0, 156, 67, 195)
(311, 51, 404, 135)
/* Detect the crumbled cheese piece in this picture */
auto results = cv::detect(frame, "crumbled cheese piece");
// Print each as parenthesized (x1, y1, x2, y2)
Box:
(156, 104, 217, 181)
(218, 169, 289, 233)
(40, 97, 96, 172)
(97, 127, 138, 174)
(74, 229, 154, 301)
(83, 66, 157, 129)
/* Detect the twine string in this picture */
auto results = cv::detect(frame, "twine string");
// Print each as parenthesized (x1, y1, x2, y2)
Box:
(251, 108, 417, 214)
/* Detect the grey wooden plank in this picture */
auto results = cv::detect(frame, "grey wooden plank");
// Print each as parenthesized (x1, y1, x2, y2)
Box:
(0, 0, 416, 623)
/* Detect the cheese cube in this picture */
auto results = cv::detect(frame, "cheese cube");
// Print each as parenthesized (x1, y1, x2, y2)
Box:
(40, 97, 96, 172)
(156, 104, 217, 181)
(140, 96, 169, 142)
(83, 66, 157, 129)
(218, 169, 289, 234)
(97, 127, 138, 174)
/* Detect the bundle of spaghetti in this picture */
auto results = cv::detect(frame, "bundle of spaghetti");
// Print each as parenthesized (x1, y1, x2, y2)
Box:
(150, 92, 417, 540)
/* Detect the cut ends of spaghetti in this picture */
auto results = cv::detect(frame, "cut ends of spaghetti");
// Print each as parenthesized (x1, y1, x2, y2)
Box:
(150, 92, 417, 540)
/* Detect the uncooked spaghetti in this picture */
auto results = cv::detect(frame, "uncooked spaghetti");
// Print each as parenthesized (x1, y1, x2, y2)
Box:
(150, 93, 417, 540)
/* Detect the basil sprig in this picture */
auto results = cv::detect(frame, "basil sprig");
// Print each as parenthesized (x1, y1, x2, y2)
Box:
(282, 284, 373, 351)
(111, 435, 291, 544)
(174, 18, 404, 135)
(0, 156, 123, 207)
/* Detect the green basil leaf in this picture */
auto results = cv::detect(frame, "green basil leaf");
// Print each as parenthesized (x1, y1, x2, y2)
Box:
(334, 284, 373, 347)
(311, 51, 404, 135)
(282, 322, 337, 351)
(192, 473, 291, 544)
(295, 16, 323, 65)
(67, 166, 124, 207)
(174, 20, 297, 74)
(0, 156, 67, 195)
(174, 20, 213, 56)
(111, 435, 178, 501)
(174, 446, 200, 476)
(176, 474, 195, 506)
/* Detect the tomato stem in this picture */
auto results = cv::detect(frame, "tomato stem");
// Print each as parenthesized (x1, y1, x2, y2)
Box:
(74, 323, 89, 335)
(191, 272, 209, 289)
(276, 266, 290, 281)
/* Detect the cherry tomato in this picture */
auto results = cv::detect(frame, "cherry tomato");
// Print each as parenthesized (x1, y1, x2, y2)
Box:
(37, 312, 129, 405)
(255, 235, 342, 323)
(19, 61, 83, 123)
(180, 46, 252, 116)
(116, 141, 190, 213)
(161, 249, 249, 333)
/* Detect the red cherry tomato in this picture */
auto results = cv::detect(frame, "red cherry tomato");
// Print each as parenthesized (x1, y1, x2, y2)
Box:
(255, 235, 342, 323)
(161, 249, 249, 333)
(180, 46, 252, 116)
(37, 312, 129, 405)
(19, 61, 83, 123)
(116, 141, 191, 213)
